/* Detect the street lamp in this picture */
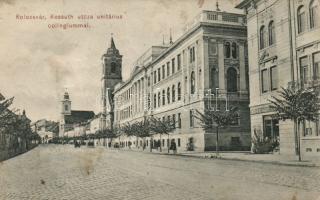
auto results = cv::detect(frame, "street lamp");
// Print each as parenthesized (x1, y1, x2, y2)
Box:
(215, 88, 219, 111)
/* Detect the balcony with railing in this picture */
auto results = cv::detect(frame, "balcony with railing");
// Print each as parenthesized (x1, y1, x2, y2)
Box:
(184, 10, 246, 32)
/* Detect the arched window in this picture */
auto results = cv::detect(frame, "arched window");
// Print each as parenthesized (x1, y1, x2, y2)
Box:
(172, 85, 176, 102)
(268, 21, 275, 45)
(162, 90, 165, 106)
(259, 26, 266, 49)
(227, 68, 238, 92)
(310, 0, 319, 29)
(232, 42, 237, 58)
(177, 82, 181, 101)
(190, 71, 195, 94)
(224, 42, 231, 58)
(111, 62, 116, 73)
(297, 6, 306, 33)
(167, 87, 170, 104)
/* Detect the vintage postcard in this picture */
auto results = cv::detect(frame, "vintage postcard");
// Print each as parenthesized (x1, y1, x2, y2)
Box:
(1, 0, 320, 199)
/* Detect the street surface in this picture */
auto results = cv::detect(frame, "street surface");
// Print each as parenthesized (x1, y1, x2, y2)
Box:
(0, 145, 320, 200)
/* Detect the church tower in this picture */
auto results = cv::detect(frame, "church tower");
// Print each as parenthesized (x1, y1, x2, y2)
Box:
(59, 91, 71, 137)
(100, 36, 123, 130)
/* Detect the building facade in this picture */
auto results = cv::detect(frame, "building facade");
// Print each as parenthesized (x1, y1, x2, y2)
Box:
(59, 91, 95, 137)
(31, 119, 59, 143)
(112, 9, 251, 152)
(236, 0, 320, 159)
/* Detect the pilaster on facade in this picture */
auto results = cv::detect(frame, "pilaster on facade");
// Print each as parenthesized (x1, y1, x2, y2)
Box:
(218, 41, 226, 91)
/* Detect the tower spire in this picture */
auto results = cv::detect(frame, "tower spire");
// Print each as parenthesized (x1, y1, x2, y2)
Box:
(110, 33, 116, 49)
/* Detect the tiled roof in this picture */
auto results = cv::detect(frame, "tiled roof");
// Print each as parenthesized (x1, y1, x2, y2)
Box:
(65, 110, 95, 124)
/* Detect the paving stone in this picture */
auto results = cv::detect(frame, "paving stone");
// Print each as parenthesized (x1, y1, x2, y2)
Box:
(0, 145, 319, 200)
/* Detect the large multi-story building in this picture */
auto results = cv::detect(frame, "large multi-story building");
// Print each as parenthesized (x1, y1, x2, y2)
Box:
(112, 8, 251, 152)
(236, 0, 320, 159)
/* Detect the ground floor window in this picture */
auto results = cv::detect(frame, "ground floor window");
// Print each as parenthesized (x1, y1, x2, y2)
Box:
(178, 138, 181, 147)
(301, 119, 319, 136)
(263, 116, 279, 141)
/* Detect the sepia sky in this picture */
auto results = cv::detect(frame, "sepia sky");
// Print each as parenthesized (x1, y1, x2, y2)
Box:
(0, 0, 243, 122)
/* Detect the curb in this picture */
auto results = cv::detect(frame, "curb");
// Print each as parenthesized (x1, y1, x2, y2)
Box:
(110, 148, 319, 168)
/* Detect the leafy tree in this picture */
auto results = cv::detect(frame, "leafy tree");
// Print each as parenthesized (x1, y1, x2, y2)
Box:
(132, 119, 152, 151)
(195, 107, 239, 157)
(269, 86, 320, 161)
(101, 126, 121, 147)
(119, 123, 133, 147)
(150, 117, 175, 153)
(121, 123, 134, 137)
(0, 96, 16, 128)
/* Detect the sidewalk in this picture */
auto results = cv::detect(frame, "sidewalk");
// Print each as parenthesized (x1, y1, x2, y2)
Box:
(179, 151, 320, 167)
(110, 147, 320, 167)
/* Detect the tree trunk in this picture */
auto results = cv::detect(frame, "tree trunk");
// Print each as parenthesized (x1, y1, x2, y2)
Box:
(294, 119, 298, 155)
(297, 120, 301, 161)
(216, 126, 219, 157)
(159, 134, 162, 152)
(294, 118, 302, 161)
(167, 134, 170, 153)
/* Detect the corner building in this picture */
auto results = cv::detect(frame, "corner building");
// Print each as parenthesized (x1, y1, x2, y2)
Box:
(236, 0, 320, 159)
(113, 9, 251, 152)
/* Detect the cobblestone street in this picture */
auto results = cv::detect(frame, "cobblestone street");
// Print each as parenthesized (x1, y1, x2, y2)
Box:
(0, 145, 320, 200)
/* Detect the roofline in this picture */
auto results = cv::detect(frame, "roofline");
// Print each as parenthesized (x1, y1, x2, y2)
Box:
(114, 11, 247, 94)
(235, 0, 252, 9)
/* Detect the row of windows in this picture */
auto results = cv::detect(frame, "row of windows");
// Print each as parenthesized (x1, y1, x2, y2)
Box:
(151, 53, 182, 85)
(152, 82, 182, 109)
(118, 105, 132, 120)
(259, 21, 276, 50)
(149, 45, 197, 86)
(297, 0, 319, 33)
(299, 52, 320, 84)
(160, 113, 182, 129)
(118, 78, 145, 103)
(119, 138, 182, 148)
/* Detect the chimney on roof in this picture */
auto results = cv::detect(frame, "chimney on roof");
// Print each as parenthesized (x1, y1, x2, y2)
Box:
(162, 34, 165, 45)
(169, 28, 173, 44)
(216, 0, 221, 11)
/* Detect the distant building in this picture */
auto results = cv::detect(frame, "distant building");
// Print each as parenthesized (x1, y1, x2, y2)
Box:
(59, 91, 95, 137)
(111, 9, 251, 152)
(236, 0, 320, 159)
(31, 119, 58, 143)
(88, 114, 102, 135)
